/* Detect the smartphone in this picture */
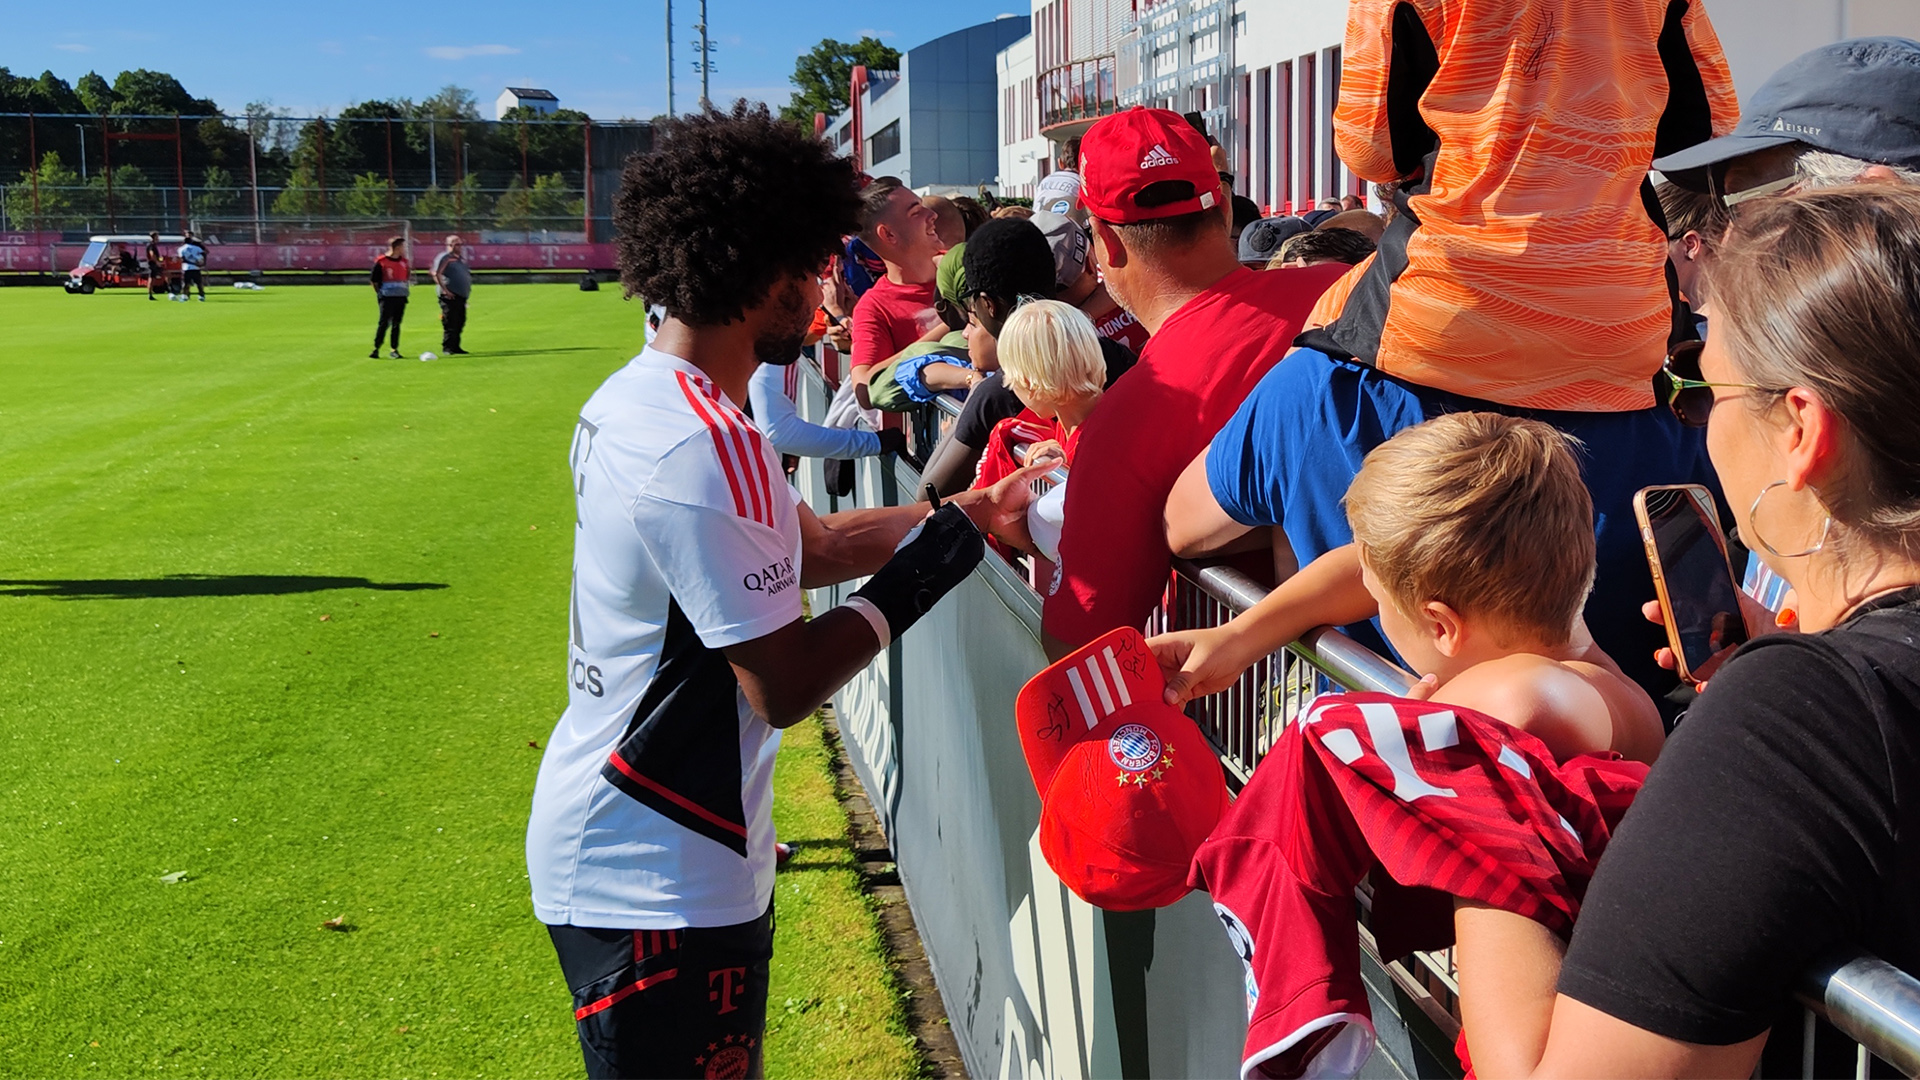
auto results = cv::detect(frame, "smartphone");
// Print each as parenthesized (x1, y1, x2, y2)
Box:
(1634, 484, 1750, 684)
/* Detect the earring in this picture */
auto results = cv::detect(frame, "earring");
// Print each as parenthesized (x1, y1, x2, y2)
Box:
(1748, 480, 1832, 558)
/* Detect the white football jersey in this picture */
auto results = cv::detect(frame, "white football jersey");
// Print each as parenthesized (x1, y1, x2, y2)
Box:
(1034, 169, 1083, 216)
(527, 347, 802, 929)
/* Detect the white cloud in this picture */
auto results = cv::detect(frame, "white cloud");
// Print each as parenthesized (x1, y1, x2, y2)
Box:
(55, 42, 92, 53)
(424, 44, 521, 61)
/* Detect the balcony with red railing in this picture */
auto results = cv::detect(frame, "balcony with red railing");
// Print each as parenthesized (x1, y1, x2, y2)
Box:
(1038, 55, 1121, 136)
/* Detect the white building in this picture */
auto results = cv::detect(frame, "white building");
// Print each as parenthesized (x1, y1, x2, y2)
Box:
(496, 87, 559, 120)
(822, 16, 1032, 193)
(997, 0, 1920, 215)
(996, 34, 1047, 199)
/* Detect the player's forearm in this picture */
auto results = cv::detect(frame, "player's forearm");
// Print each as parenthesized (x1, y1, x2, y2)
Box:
(802, 503, 932, 586)
(726, 609, 881, 728)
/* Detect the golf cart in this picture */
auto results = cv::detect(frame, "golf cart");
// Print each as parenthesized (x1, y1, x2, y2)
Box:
(65, 234, 185, 294)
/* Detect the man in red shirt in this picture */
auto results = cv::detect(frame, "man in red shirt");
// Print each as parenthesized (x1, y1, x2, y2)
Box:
(369, 236, 412, 359)
(848, 177, 945, 406)
(1040, 107, 1345, 659)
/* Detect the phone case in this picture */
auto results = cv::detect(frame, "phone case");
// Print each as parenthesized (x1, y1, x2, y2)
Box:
(1633, 484, 1739, 685)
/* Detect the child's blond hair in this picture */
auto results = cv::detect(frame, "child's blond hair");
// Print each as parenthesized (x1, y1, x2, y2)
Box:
(1345, 413, 1595, 643)
(997, 299, 1105, 401)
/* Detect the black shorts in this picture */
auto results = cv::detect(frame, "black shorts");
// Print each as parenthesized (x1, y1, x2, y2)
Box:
(547, 904, 773, 1080)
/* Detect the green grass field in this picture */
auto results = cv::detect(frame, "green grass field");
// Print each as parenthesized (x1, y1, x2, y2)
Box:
(0, 284, 919, 1078)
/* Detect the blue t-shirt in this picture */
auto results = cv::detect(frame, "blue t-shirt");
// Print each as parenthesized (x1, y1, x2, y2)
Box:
(1205, 345, 1720, 695)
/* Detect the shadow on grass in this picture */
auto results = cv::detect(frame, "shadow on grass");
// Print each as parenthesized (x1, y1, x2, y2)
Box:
(0, 574, 449, 600)
(456, 348, 605, 358)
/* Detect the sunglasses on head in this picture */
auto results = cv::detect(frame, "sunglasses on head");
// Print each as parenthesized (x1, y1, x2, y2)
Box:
(1659, 339, 1771, 427)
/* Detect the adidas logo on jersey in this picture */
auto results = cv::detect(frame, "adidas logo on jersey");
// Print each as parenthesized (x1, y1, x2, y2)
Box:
(1139, 144, 1179, 169)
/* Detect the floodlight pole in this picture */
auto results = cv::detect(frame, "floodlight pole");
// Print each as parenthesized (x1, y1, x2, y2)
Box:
(248, 121, 262, 244)
(696, 0, 711, 109)
(27, 112, 39, 230)
(665, 0, 676, 118)
(175, 114, 187, 234)
(75, 123, 86, 178)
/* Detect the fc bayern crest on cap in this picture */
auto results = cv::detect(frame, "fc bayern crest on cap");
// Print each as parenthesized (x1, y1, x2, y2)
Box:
(1109, 723, 1163, 772)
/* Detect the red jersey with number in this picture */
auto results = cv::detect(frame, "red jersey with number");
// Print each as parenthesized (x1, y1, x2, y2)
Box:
(1090, 303, 1150, 355)
(1190, 692, 1645, 1078)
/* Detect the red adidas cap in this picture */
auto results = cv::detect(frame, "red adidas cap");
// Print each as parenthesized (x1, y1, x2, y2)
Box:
(1015, 627, 1229, 910)
(1079, 107, 1224, 225)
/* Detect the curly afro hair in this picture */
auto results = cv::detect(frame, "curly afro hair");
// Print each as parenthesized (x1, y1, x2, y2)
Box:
(614, 101, 861, 325)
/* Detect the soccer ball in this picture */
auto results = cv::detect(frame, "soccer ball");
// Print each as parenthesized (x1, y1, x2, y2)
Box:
(419, 352, 438, 362)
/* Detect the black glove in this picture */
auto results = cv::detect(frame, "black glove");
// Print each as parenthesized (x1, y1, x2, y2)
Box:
(875, 429, 908, 457)
(849, 504, 984, 641)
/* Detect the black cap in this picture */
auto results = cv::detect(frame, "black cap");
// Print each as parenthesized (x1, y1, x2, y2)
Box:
(962, 218, 1057, 302)
(1654, 37, 1920, 183)
(1236, 216, 1310, 263)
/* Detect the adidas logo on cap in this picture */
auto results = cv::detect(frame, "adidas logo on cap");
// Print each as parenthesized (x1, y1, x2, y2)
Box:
(1139, 144, 1179, 169)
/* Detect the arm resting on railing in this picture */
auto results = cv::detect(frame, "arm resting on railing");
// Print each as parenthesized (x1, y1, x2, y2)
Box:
(1150, 545, 1377, 705)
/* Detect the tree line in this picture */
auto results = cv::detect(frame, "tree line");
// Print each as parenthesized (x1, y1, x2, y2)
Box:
(1, 71, 596, 231)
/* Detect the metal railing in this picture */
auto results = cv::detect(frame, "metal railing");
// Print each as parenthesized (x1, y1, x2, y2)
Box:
(1039, 56, 1122, 130)
(979, 434, 1920, 1077)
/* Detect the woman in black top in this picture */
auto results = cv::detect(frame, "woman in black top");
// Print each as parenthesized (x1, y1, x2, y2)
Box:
(1455, 186, 1920, 1077)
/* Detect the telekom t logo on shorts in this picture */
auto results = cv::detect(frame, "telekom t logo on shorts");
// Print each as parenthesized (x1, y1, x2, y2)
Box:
(709, 967, 747, 1014)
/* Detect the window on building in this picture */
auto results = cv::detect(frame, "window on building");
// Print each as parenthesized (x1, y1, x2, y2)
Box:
(1255, 66, 1272, 208)
(1322, 45, 1343, 198)
(1277, 59, 1293, 211)
(1298, 52, 1316, 206)
(870, 120, 901, 164)
(1022, 77, 1034, 140)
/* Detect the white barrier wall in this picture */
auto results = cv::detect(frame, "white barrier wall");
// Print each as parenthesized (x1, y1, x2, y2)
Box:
(791, 363, 1443, 1079)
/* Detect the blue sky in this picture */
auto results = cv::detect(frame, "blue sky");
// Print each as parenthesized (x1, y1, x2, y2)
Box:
(8, 1, 1025, 119)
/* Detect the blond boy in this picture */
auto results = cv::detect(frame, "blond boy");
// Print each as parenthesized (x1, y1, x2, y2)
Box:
(1150, 412, 1663, 764)
(972, 299, 1108, 561)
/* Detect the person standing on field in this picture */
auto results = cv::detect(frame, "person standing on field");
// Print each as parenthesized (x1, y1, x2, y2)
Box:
(370, 237, 411, 359)
(146, 231, 165, 301)
(524, 102, 1039, 1079)
(178, 232, 207, 302)
(431, 235, 472, 355)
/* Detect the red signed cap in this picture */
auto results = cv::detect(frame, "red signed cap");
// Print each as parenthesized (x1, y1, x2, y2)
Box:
(1015, 626, 1229, 910)
(1079, 107, 1223, 225)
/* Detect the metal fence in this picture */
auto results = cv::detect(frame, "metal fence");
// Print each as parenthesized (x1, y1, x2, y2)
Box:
(983, 423, 1920, 1077)
(0, 111, 649, 263)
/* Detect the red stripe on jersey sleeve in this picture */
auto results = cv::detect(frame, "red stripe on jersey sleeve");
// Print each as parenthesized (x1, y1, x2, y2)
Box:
(675, 372, 751, 521)
(730, 405, 779, 525)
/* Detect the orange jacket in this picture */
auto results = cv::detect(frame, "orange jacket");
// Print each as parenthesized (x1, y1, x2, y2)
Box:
(1323, 0, 1739, 411)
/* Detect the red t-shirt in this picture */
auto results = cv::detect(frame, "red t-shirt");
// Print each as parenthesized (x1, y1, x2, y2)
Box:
(849, 276, 938, 374)
(1041, 263, 1347, 648)
(1089, 303, 1150, 356)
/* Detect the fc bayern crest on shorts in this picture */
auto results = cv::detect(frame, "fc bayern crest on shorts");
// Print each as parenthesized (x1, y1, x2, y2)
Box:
(1109, 723, 1163, 772)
